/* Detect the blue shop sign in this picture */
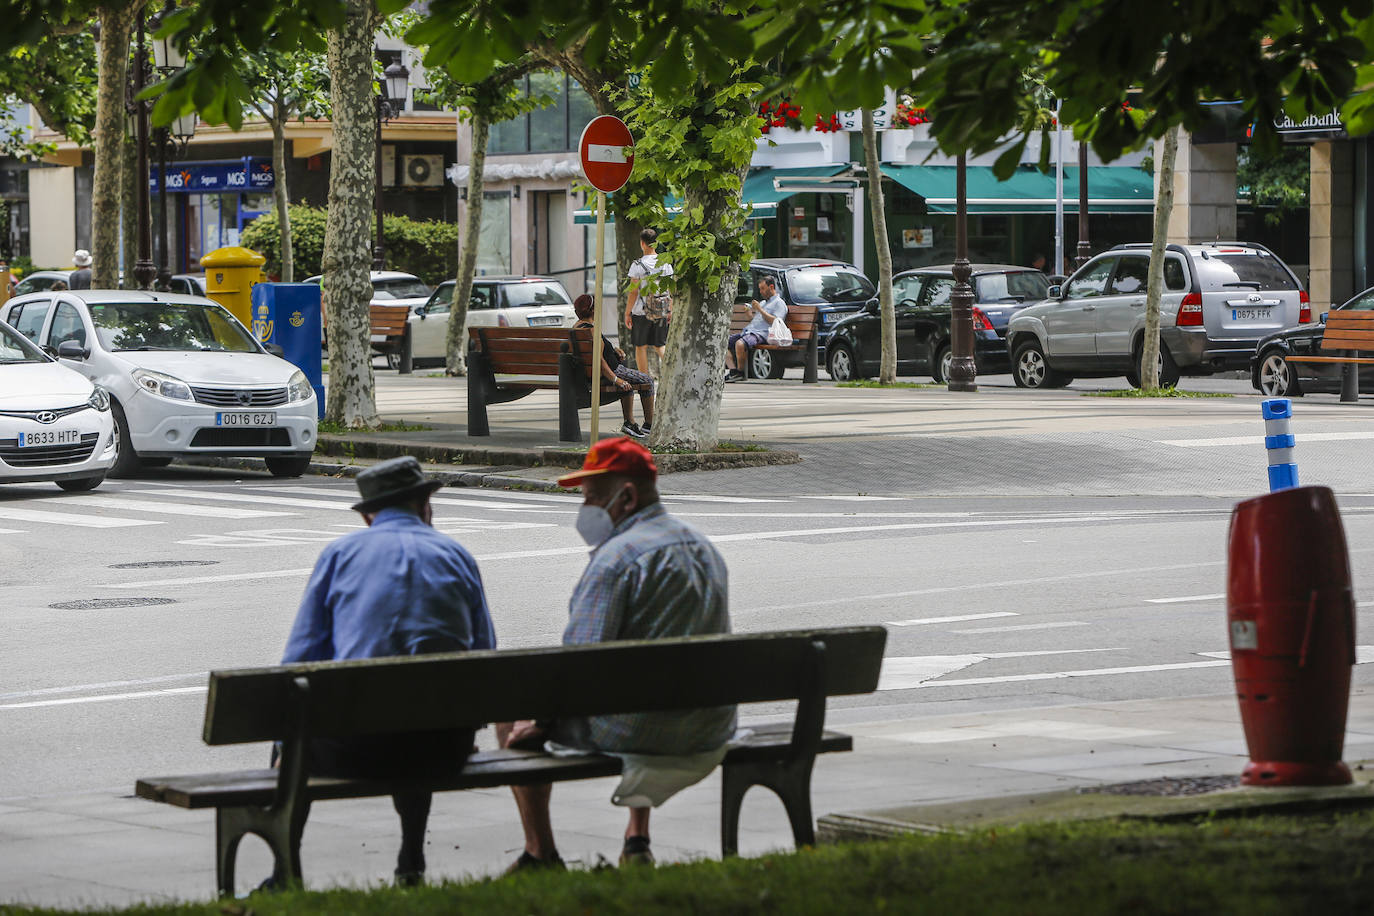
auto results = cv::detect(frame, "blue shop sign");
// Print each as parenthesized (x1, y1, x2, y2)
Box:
(149, 157, 275, 193)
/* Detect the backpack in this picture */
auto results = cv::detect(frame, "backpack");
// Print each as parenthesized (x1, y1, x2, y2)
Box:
(634, 257, 673, 321)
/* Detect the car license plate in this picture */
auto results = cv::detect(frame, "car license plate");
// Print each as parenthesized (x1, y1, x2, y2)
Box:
(529, 315, 561, 327)
(18, 429, 79, 447)
(1231, 307, 1272, 320)
(216, 412, 277, 427)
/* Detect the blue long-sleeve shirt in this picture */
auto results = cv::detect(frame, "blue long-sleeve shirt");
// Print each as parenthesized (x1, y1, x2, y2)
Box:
(282, 507, 495, 664)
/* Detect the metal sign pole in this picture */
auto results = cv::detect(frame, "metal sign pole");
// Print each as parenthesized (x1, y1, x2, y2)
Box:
(589, 190, 607, 441)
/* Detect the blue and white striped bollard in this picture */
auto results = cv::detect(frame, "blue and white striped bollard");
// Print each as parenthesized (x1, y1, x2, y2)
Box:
(1261, 398, 1298, 492)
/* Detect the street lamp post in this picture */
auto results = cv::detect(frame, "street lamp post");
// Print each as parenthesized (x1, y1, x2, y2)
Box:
(150, 0, 193, 289)
(1076, 140, 1091, 269)
(373, 59, 410, 270)
(130, 12, 156, 291)
(947, 153, 977, 392)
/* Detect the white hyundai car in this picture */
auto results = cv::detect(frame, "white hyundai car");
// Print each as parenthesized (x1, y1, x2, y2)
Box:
(0, 290, 317, 478)
(0, 318, 116, 491)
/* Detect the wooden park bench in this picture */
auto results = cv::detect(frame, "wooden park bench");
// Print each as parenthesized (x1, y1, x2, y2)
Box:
(322, 303, 414, 374)
(727, 303, 821, 382)
(1283, 309, 1374, 402)
(134, 626, 886, 897)
(466, 326, 652, 442)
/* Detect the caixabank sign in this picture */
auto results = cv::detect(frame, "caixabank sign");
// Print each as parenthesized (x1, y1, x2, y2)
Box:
(148, 157, 275, 193)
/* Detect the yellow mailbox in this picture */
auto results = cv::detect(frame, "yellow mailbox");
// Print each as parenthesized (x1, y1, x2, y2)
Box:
(200, 246, 267, 328)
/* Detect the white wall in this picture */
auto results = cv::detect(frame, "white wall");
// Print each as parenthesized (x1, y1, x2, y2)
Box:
(29, 167, 75, 269)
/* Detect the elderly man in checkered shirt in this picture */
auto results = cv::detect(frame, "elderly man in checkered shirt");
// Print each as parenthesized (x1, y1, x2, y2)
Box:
(497, 437, 734, 871)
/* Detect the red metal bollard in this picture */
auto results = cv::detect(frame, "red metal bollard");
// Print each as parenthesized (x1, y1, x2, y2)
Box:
(1227, 485, 1356, 786)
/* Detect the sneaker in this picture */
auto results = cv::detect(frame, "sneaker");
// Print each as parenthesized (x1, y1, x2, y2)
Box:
(619, 835, 655, 867)
(621, 421, 646, 438)
(504, 850, 566, 876)
(640, 424, 651, 435)
(394, 869, 424, 888)
(724, 370, 743, 383)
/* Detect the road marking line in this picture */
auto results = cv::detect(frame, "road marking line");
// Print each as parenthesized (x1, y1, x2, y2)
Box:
(0, 686, 207, 710)
(1159, 431, 1374, 447)
(889, 613, 1018, 626)
(0, 672, 205, 701)
(709, 515, 1140, 543)
(924, 660, 1233, 688)
(0, 528, 22, 534)
(261, 486, 576, 513)
(52, 495, 294, 519)
(1146, 593, 1225, 604)
(0, 506, 160, 528)
(948, 621, 1089, 634)
(878, 649, 1119, 690)
(131, 489, 354, 510)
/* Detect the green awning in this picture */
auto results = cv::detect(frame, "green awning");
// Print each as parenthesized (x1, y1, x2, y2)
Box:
(879, 165, 1154, 215)
(573, 165, 849, 224)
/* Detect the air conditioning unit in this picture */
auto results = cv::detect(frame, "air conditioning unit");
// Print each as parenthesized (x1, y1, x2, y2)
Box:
(402, 154, 444, 187)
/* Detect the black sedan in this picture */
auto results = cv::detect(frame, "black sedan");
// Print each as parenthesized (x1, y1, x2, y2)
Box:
(1251, 286, 1374, 396)
(825, 264, 1050, 382)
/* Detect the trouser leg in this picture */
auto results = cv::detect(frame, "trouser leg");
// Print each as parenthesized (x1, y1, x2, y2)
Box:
(393, 790, 432, 875)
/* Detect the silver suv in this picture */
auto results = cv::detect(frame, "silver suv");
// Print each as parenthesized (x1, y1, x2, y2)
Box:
(1006, 242, 1308, 388)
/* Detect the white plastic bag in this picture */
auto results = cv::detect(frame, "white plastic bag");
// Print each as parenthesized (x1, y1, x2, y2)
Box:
(767, 316, 793, 347)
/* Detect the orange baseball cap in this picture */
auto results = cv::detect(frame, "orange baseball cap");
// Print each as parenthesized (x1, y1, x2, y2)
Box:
(557, 436, 658, 487)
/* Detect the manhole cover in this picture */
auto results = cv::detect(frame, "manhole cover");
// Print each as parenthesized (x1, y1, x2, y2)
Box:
(49, 598, 178, 610)
(108, 560, 220, 569)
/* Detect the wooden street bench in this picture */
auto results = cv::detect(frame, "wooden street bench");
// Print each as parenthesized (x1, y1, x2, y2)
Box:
(322, 304, 414, 374)
(134, 626, 886, 897)
(466, 326, 652, 442)
(728, 303, 821, 382)
(1284, 309, 1374, 402)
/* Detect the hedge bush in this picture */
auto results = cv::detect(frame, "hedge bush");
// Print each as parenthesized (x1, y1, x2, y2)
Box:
(240, 204, 459, 286)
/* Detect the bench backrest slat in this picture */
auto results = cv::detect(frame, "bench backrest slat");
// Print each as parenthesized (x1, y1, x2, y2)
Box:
(728, 304, 819, 342)
(202, 627, 886, 745)
(321, 304, 412, 336)
(1320, 311, 1374, 352)
(469, 327, 612, 380)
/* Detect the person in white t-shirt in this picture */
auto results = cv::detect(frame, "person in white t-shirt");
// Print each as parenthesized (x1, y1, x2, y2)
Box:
(623, 228, 673, 375)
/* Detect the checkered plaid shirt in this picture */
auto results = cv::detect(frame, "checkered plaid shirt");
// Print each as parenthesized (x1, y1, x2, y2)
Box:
(561, 501, 736, 755)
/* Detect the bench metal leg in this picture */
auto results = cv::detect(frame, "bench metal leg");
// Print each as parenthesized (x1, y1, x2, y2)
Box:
(1341, 358, 1359, 402)
(804, 333, 819, 384)
(467, 353, 490, 436)
(398, 326, 413, 375)
(720, 755, 818, 856)
(216, 799, 309, 897)
(558, 351, 583, 443)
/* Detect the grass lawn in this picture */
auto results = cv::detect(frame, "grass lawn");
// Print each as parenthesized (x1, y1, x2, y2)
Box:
(8, 810, 1373, 915)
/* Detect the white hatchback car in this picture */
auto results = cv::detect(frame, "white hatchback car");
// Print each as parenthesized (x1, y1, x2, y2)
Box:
(0, 318, 116, 490)
(406, 276, 578, 367)
(0, 290, 317, 478)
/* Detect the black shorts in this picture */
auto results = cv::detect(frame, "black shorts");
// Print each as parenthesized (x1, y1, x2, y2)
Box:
(631, 314, 669, 348)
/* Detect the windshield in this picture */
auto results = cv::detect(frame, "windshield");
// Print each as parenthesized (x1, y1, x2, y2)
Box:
(89, 301, 261, 352)
(976, 271, 1049, 303)
(0, 321, 48, 364)
(784, 266, 876, 304)
(502, 281, 571, 308)
(372, 278, 432, 299)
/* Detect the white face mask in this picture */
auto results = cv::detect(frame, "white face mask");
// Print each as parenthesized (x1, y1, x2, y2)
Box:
(575, 487, 625, 546)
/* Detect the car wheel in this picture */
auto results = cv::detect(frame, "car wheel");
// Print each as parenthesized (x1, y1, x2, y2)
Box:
(385, 351, 400, 371)
(265, 455, 313, 478)
(1132, 343, 1181, 389)
(1012, 340, 1061, 389)
(1257, 349, 1302, 397)
(827, 343, 860, 381)
(932, 344, 953, 384)
(750, 347, 783, 380)
(56, 473, 105, 492)
(107, 402, 141, 479)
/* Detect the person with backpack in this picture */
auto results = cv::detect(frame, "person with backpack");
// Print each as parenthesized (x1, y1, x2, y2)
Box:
(623, 228, 673, 376)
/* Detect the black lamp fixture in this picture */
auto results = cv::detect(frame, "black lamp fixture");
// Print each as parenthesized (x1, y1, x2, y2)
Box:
(373, 55, 410, 270)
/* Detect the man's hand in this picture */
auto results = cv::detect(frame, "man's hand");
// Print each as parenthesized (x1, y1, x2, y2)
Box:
(624, 308, 633, 326)
(500, 719, 548, 751)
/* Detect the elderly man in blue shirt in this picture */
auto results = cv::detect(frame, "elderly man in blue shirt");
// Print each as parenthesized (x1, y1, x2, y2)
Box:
(280, 456, 495, 887)
(499, 437, 734, 872)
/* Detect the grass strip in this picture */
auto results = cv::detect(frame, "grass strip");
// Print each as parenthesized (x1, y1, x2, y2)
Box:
(8, 810, 1373, 915)
(1082, 387, 1233, 398)
(317, 420, 432, 434)
(837, 380, 943, 389)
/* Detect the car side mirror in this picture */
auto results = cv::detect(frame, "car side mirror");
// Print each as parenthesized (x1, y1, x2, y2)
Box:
(1047, 285, 1063, 299)
(415, 306, 427, 319)
(56, 340, 89, 360)
(263, 343, 285, 358)
(863, 301, 879, 315)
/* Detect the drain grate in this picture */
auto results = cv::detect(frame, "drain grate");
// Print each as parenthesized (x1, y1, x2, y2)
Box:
(108, 560, 220, 569)
(49, 597, 178, 610)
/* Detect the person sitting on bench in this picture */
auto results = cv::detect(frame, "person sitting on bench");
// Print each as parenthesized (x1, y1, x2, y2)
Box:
(499, 438, 735, 871)
(573, 293, 655, 439)
(277, 456, 496, 888)
(725, 274, 786, 382)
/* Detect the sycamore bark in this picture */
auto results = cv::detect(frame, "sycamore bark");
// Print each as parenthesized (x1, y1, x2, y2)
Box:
(321, 0, 381, 428)
(1141, 127, 1179, 390)
(93, 5, 136, 289)
(121, 120, 137, 285)
(862, 109, 896, 384)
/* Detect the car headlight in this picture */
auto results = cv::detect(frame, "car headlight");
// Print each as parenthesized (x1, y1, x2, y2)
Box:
(286, 369, 313, 403)
(131, 368, 193, 401)
(87, 386, 110, 412)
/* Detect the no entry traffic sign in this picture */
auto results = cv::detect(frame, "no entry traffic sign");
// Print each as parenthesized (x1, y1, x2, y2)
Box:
(579, 116, 635, 193)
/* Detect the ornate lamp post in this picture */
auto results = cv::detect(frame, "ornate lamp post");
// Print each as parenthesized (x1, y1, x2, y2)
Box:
(947, 153, 977, 391)
(150, 1, 194, 288)
(1076, 140, 1091, 269)
(373, 59, 409, 270)
(129, 12, 157, 291)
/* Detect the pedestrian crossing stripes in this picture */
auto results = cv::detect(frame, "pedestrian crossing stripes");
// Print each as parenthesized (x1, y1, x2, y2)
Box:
(50, 495, 292, 519)
(0, 506, 160, 528)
